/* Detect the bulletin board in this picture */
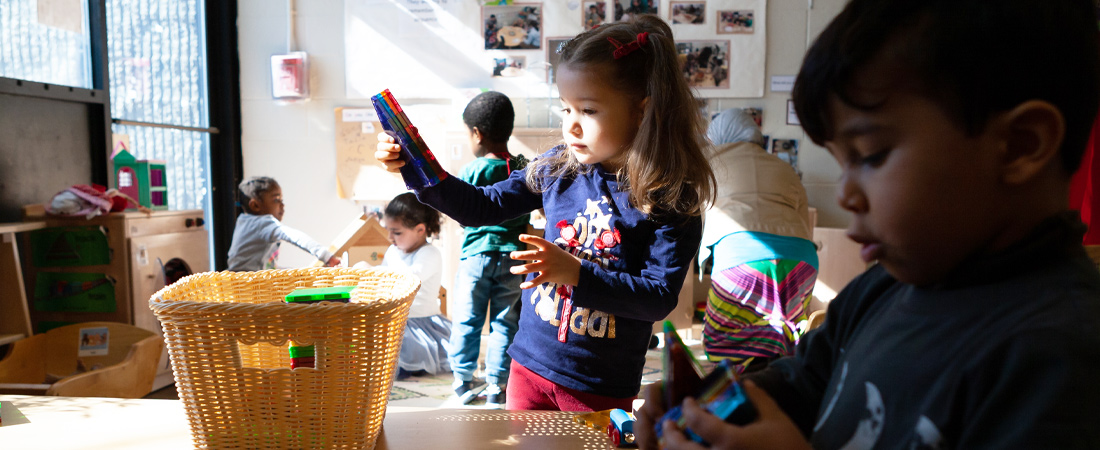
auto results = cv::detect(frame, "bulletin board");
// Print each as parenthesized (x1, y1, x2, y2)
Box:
(334, 107, 407, 200)
(344, 0, 766, 99)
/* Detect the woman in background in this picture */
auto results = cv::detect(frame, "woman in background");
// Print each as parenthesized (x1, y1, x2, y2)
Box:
(699, 108, 818, 374)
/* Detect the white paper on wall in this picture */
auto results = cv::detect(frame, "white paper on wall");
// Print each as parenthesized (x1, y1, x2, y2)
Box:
(345, 0, 765, 99)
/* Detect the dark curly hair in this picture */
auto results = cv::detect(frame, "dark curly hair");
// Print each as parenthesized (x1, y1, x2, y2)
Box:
(384, 192, 442, 236)
(237, 176, 278, 214)
(793, 0, 1100, 175)
(462, 91, 515, 150)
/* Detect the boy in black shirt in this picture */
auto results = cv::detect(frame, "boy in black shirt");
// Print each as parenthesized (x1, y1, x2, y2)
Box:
(637, 0, 1100, 448)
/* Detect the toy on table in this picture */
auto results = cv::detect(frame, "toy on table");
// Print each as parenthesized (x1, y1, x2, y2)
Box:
(284, 285, 357, 368)
(573, 408, 613, 430)
(655, 359, 758, 445)
(606, 408, 637, 448)
(371, 89, 448, 190)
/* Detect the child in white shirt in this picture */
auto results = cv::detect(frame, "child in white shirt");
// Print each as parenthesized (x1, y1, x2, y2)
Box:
(380, 192, 452, 379)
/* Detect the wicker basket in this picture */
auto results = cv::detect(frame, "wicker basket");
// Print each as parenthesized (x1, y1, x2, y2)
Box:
(149, 267, 419, 449)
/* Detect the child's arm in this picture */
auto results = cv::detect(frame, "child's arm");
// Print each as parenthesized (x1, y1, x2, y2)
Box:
(271, 221, 335, 265)
(377, 132, 541, 226)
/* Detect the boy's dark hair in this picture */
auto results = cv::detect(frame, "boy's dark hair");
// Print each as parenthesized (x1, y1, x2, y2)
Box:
(462, 91, 515, 148)
(793, 0, 1100, 175)
(385, 192, 442, 236)
(238, 176, 278, 214)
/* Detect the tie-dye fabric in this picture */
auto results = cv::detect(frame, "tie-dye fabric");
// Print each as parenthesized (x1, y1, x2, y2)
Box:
(703, 257, 818, 372)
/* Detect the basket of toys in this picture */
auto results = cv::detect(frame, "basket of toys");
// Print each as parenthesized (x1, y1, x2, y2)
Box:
(149, 267, 419, 449)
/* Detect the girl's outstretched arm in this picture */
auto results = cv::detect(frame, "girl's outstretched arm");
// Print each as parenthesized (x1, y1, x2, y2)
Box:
(376, 131, 541, 226)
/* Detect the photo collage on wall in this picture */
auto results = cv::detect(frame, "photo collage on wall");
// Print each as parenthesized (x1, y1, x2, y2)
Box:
(483, 4, 542, 50)
(458, 0, 764, 95)
(677, 40, 730, 88)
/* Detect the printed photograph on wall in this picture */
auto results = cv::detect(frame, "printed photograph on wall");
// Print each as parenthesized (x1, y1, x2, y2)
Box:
(582, 1, 606, 31)
(483, 3, 542, 50)
(717, 10, 754, 34)
(671, 2, 706, 24)
(492, 56, 527, 77)
(677, 40, 730, 88)
(611, 0, 659, 22)
(546, 36, 572, 83)
(770, 138, 800, 174)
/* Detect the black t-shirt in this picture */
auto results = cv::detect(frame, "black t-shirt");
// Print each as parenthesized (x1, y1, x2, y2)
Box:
(749, 213, 1100, 449)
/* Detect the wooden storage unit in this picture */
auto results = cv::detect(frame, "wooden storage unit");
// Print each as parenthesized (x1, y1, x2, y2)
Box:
(21, 210, 209, 390)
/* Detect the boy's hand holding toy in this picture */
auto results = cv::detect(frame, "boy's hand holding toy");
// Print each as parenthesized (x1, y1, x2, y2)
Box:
(376, 132, 405, 172)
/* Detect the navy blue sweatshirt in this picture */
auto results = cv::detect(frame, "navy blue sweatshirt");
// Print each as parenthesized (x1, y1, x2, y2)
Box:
(417, 149, 701, 398)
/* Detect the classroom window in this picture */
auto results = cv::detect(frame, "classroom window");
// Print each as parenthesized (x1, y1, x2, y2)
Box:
(0, 0, 93, 88)
(106, 0, 211, 211)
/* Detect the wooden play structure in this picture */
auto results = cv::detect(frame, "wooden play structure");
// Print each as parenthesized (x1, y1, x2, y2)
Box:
(321, 214, 390, 267)
(0, 321, 164, 398)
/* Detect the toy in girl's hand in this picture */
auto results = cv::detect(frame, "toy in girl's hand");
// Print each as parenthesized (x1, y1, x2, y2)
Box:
(606, 408, 637, 448)
(655, 359, 758, 445)
(370, 89, 448, 190)
(284, 286, 356, 369)
(661, 320, 705, 410)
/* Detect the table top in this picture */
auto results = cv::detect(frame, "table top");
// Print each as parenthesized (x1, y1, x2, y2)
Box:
(0, 395, 615, 449)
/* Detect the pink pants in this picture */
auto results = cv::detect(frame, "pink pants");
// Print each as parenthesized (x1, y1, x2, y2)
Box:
(506, 360, 635, 412)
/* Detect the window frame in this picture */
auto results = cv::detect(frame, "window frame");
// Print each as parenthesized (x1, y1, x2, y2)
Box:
(0, 0, 241, 269)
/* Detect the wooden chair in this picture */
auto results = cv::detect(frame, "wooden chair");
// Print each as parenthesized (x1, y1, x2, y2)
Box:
(0, 322, 163, 398)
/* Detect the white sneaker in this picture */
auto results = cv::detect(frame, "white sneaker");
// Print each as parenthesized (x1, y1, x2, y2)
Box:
(484, 383, 505, 409)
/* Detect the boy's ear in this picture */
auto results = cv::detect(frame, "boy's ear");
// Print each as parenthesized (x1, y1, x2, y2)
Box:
(415, 223, 426, 235)
(470, 127, 483, 144)
(997, 100, 1065, 185)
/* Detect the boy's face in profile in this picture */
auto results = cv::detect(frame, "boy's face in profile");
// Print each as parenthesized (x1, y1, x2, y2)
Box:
(823, 65, 1008, 286)
(251, 184, 285, 222)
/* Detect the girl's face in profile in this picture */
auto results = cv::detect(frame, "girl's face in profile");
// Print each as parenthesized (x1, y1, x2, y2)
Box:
(557, 62, 644, 172)
(251, 184, 285, 221)
(385, 218, 427, 253)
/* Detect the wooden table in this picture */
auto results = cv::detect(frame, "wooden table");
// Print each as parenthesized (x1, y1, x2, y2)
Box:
(0, 395, 616, 449)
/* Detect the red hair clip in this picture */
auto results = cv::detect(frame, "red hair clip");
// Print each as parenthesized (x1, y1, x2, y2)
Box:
(608, 32, 649, 59)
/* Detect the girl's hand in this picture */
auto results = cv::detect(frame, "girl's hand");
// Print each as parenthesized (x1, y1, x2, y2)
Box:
(659, 381, 811, 450)
(325, 256, 342, 267)
(509, 234, 582, 288)
(375, 132, 405, 172)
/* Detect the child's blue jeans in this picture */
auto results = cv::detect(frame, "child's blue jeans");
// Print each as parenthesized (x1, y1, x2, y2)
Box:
(448, 252, 523, 386)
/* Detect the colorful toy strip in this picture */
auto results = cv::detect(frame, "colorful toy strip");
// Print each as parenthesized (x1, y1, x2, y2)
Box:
(371, 89, 448, 189)
(284, 286, 357, 369)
